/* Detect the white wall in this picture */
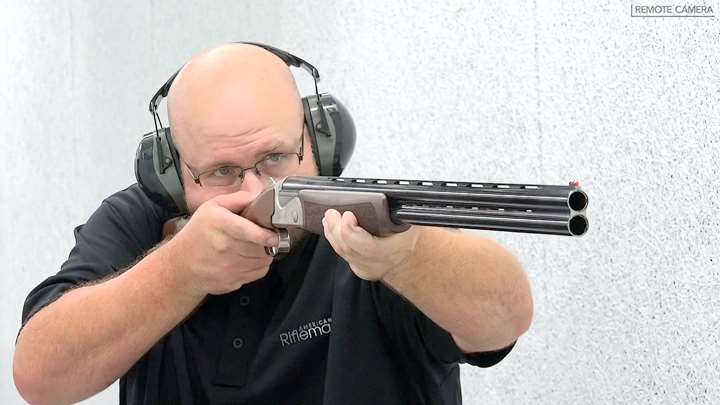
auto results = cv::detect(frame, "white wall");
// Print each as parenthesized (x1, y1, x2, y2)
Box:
(1, 1, 718, 403)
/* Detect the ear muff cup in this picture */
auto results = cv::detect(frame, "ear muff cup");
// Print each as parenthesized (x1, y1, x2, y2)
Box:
(303, 94, 355, 176)
(135, 128, 187, 215)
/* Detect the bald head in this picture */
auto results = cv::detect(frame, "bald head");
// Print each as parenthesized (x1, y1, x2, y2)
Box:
(167, 43, 303, 162)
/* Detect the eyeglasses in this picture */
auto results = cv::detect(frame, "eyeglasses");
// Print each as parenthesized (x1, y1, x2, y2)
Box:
(185, 129, 305, 188)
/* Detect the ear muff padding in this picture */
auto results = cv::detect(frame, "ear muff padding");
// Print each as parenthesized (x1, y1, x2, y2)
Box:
(135, 129, 187, 215)
(164, 129, 184, 187)
(327, 96, 356, 176)
(304, 94, 355, 176)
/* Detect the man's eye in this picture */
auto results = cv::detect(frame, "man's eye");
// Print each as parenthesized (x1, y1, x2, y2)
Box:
(212, 167, 236, 177)
(264, 154, 287, 165)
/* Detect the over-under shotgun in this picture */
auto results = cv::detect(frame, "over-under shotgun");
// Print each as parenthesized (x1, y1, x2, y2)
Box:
(242, 176, 589, 256)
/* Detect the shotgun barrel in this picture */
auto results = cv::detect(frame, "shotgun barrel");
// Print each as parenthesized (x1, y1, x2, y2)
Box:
(279, 176, 589, 237)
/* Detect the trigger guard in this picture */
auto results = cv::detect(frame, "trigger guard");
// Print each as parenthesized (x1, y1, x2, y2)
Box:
(265, 229, 291, 257)
(265, 245, 279, 257)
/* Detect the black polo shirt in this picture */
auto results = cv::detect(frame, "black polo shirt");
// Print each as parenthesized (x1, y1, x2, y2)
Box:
(21, 184, 514, 404)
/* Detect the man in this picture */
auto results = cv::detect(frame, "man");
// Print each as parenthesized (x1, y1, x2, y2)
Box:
(14, 43, 533, 404)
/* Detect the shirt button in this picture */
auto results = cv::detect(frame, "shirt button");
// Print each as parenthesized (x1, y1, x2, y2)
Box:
(232, 337, 244, 349)
(239, 296, 250, 306)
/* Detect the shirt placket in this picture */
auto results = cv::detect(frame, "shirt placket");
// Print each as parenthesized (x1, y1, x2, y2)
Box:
(212, 273, 281, 387)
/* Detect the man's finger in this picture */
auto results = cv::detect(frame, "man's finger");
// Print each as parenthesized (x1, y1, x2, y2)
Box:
(324, 209, 350, 254)
(340, 211, 377, 257)
(231, 241, 276, 260)
(213, 190, 257, 214)
(217, 208, 279, 247)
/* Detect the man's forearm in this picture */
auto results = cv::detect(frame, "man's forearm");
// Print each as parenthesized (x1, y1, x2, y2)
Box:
(382, 226, 533, 353)
(13, 244, 206, 405)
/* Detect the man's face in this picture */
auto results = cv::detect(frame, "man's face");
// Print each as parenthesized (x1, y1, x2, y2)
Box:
(166, 45, 319, 213)
(178, 124, 318, 213)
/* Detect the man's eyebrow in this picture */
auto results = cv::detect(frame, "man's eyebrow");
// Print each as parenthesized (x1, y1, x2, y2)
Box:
(257, 142, 284, 157)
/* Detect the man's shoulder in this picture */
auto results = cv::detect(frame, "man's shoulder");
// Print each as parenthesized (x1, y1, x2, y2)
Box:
(102, 183, 161, 210)
(98, 183, 171, 224)
(77, 183, 171, 253)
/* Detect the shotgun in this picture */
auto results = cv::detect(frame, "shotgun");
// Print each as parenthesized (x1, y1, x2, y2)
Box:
(242, 176, 590, 257)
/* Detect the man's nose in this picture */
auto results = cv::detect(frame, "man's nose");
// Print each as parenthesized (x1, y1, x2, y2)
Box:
(240, 170, 268, 196)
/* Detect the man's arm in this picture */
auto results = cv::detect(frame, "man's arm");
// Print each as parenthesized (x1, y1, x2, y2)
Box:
(381, 226, 533, 353)
(14, 190, 280, 405)
(322, 209, 533, 354)
(13, 245, 205, 405)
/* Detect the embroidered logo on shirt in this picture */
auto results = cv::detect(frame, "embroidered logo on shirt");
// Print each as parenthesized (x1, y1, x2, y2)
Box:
(279, 317, 332, 347)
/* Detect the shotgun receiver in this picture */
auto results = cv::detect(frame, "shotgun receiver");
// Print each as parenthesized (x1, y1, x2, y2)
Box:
(242, 176, 590, 256)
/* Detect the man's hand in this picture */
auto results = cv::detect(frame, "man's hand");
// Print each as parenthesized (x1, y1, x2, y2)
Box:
(164, 190, 280, 297)
(321, 209, 421, 281)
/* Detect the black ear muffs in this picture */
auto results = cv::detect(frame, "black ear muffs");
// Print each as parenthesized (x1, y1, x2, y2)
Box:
(136, 42, 355, 215)
(135, 127, 187, 215)
(303, 94, 356, 177)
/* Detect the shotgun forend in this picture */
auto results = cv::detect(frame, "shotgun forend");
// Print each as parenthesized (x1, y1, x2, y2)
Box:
(241, 176, 589, 257)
